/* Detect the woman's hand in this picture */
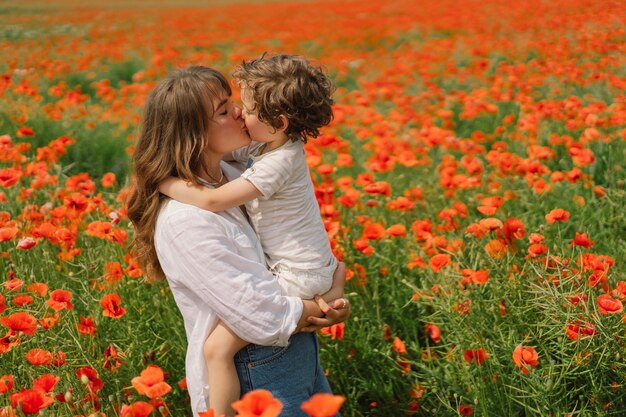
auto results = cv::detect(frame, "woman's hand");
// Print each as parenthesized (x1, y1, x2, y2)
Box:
(300, 295, 351, 332)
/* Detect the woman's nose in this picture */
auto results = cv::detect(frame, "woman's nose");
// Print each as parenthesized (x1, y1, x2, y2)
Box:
(233, 105, 242, 119)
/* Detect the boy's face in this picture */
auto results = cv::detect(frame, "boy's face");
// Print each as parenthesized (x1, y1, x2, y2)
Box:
(240, 87, 286, 144)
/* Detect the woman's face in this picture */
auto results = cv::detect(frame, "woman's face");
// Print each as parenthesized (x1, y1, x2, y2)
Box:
(205, 91, 251, 155)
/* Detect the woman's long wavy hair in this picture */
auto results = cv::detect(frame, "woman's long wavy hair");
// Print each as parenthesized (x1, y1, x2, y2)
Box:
(127, 66, 231, 282)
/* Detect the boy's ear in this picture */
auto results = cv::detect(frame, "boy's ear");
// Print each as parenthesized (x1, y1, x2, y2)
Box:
(277, 115, 289, 132)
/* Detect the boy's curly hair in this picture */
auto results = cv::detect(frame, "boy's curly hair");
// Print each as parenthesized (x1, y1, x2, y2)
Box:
(233, 53, 335, 143)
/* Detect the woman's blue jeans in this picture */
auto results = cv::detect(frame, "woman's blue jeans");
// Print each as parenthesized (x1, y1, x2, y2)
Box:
(235, 332, 338, 416)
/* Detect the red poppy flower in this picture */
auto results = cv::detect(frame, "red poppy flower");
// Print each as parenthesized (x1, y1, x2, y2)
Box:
(352, 239, 374, 257)
(477, 196, 504, 215)
(105, 261, 124, 282)
(502, 218, 526, 241)
(100, 293, 126, 318)
(429, 254, 451, 272)
(12, 294, 34, 306)
(613, 281, 626, 300)
(16, 126, 34, 137)
(26, 282, 48, 297)
(76, 366, 104, 392)
(16, 237, 37, 250)
(570, 232, 594, 248)
(231, 389, 282, 417)
(425, 323, 441, 344)
(101, 172, 116, 188)
(9, 388, 54, 414)
(478, 218, 502, 231)
(386, 224, 407, 237)
(33, 374, 59, 393)
(4, 278, 23, 292)
(362, 223, 386, 240)
(39, 314, 60, 330)
(386, 196, 415, 211)
(460, 269, 489, 285)
(0, 227, 19, 242)
(459, 404, 474, 415)
(301, 393, 345, 417)
(337, 189, 360, 208)
(131, 365, 172, 399)
(46, 289, 73, 311)
(29, 222, 58, 242)
(512, 344, 539, 374)
(0, 169, 23, 188)
(76, 315, 96, 336)
(50, 351, 66, 367)
(320, 323, 344, 340)
(463, 348, 489, 365)
(564, 321, 597, 340)
(596, 294, 623, 314)
(0, 374, 13, 393)
(392, 337, 407, 354)
(527, 243, 548, 257)
(484, 239, 506, 259)
(355, 173, 374, 186)
(63, 192, 90, 212)
(25, 349, 53, 366)
(363, 181, 391, 197)
(545, 208, 570, 224)
(120, 401, 154, 417)
(1, 312, 37, 335)
(406, 256, 425, 270)
(465, 223, 486, 238)
(104, 343, 123, 371)
(66, 173, 95, 194)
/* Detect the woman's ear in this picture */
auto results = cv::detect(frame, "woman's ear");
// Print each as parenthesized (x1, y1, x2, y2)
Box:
(277, 115, 289, 132)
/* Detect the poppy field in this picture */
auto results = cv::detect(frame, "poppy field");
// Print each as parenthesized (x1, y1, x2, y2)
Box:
(1, 0, 626, 415)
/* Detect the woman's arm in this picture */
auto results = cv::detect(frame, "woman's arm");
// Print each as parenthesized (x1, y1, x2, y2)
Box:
(319, 260, 345, 304)
(157, 207, 301, 347)
(159, 177, 262, 212)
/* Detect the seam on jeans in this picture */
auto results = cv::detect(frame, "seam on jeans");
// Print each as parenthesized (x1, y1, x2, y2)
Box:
(242, 365, 253, 392)
(247, 344, 255, 364)
(313, 333, 320, 383)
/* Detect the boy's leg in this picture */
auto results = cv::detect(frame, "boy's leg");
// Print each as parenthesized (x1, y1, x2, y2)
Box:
(204, 321, 249, 417)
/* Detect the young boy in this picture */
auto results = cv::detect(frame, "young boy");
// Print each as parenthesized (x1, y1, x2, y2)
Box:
(159, 54, 340, 416)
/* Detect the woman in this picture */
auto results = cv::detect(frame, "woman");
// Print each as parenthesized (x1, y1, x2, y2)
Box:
(127, 66, 349, 416)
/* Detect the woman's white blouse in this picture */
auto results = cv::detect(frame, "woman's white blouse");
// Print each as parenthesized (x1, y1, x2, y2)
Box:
(153, 163, 302, 415)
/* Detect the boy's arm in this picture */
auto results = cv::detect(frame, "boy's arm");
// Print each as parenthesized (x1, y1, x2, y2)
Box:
(159, 177, 262, 212)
